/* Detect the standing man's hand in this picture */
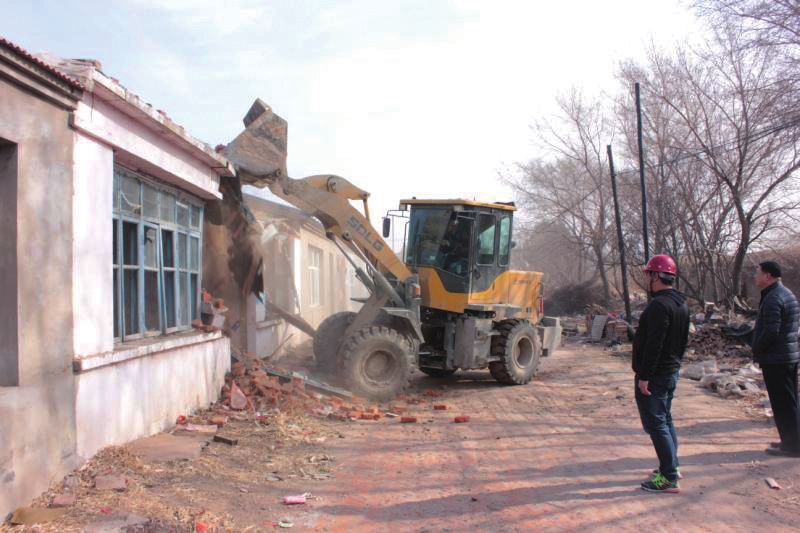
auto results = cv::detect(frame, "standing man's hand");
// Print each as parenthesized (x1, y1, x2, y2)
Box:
(638, 379, 651, 396)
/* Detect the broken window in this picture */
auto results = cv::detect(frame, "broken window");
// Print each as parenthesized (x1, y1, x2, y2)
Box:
(308, 245, 322, 307)
(112, 165, 203, 342)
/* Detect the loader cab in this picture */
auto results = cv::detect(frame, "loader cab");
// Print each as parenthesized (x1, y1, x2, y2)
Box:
(397, 199, 516, 313)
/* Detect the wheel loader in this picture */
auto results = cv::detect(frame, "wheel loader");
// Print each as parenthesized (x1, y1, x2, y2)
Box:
(224, 100, 561, 401)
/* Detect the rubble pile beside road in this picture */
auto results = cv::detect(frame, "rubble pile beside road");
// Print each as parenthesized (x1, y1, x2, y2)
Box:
(685, 323, 752, 363)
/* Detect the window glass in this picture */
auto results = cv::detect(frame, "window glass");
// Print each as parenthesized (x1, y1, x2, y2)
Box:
(112, 220, 118, 265)
(112, 165, 202, 341)
(144, 226, 157, 268)
(144, 271, 160, 333)
(122, 222, 138, 266)
(177, 202, 189, 227)
(309, 245, 322, 306)
(120, 174, 141, 215)
(162, 230, 174, 268)
(143, 184, 159, 219)
(477, 214, 496, 265)
(123, 270, 139, 336)
(164, 271, 176, 328)
(178, 233, 187, 269)
(190, 236, 199, 271)
(498, 215, 511, 266)
(190, 273, 199, 321)
(191, 205, 201, 228)
(178, 273, 189, 326)
(113, 172, 120, 210)
(160, 192, 175, 223)
(113, 268, 119, 338)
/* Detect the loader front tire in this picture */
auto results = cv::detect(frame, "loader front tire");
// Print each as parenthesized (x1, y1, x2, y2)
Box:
(489, 320, 541, 385)
(313, 311, 356, 376)
(339, 326, 415, 402)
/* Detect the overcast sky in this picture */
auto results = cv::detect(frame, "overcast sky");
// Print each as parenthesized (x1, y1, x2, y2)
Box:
(2, 0, 702, 233)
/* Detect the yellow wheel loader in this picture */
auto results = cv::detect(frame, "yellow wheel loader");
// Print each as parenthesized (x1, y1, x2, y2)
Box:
(224, 100, 560, 401)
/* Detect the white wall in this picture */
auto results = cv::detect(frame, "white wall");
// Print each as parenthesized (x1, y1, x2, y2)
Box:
(72, 133, 115, 356)
(74, 335, 229, 459)
(71, 97, 221, 200)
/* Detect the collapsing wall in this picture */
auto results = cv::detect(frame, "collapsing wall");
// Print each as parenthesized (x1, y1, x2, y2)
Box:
(202, 101, 315, 357)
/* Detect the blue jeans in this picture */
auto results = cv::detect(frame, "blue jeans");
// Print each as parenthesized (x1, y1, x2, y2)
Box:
(635, 372, 679, 482)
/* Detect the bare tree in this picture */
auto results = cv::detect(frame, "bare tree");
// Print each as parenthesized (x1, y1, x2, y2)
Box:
(503, 89, 615, 303)
(617, 26, 800, 303)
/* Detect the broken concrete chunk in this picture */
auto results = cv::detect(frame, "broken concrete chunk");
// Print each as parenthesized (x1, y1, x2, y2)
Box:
(50, 493, 77, 507)
(230, 381, 248, 410)
(10, 506, 68, 525)
(94, 475, 127, 491)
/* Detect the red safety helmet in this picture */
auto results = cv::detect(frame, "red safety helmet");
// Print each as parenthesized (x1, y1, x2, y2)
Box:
(643, 254, 677, 275)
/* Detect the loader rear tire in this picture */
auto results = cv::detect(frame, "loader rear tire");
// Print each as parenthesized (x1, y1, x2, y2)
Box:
(339, 326, 415, 402)
(489, 320, 541, 385)
(313, 311, 356, 376)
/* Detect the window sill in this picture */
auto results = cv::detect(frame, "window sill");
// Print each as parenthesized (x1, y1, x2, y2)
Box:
(73, 329, 224, 373)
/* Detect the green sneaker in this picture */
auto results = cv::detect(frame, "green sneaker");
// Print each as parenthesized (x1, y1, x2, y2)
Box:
(641, 472, 680, 493)
(651, 467, 683, 480)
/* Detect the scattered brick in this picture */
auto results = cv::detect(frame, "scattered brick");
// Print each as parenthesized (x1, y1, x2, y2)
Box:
(213, 434, 238, 446)
(454, 416, 470, 423)
(433, 404, 448, 410)
(400, 416, 418, 423)
(210, 416, 227, 427)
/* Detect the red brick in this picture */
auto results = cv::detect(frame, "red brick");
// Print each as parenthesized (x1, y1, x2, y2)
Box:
(453, 416, 470, 423)
(400, 416, 417, 423)
(433, 404, 448, 410)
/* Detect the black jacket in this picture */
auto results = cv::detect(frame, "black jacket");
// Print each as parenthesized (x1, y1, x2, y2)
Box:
(751, 281, 799, 365)
(632, 288, 690, 380)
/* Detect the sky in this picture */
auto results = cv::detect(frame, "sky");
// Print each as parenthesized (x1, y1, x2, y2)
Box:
(2, 0, 702, 238)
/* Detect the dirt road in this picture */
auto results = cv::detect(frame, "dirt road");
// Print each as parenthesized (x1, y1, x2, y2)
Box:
(308, 341, 800, 532)
(6, 341, 800, 532)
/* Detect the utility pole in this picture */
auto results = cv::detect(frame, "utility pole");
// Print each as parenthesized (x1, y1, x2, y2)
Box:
(607, 145, 631, 322)
(636, 82, 650, 262)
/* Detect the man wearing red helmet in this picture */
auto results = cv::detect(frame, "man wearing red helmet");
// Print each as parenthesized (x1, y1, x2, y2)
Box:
(632, 254, 690, 493)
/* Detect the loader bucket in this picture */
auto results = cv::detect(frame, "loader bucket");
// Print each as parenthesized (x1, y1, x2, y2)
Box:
(224, 98, 288, 186)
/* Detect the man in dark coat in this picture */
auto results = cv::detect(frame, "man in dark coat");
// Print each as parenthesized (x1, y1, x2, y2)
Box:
(632, 254, 690, 493)
(752, 260, 800, 457)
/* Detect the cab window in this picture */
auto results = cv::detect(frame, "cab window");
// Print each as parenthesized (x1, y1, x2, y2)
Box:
(477, 214, 496, 265)
(498, 215, 511, 266)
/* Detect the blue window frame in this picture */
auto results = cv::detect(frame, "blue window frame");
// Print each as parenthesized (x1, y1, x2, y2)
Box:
(112, 165, 203, 341)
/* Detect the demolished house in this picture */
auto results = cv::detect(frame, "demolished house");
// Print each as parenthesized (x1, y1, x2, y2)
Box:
(0, 38, 366, 515)
(0, 38, 232, 513)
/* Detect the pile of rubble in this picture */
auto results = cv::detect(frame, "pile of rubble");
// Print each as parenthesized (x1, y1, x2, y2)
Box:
(680, 359, 763, 400)
(685, 323, 751, 363)
(219, 354, 395, 422)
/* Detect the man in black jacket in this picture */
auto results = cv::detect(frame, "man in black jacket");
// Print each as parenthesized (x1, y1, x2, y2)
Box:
(752, 260, 800, 457)
(632, 254, 690, 493)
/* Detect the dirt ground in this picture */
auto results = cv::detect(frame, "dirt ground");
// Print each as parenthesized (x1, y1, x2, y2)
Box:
(4, 340, 800, 532)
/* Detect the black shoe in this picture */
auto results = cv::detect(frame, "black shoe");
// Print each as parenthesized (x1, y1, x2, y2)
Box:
(765, 446, 800, 457)
(770, 441, 782, 448)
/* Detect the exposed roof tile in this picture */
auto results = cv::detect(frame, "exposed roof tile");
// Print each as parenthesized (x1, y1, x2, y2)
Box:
(0, 36, 84, 89)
